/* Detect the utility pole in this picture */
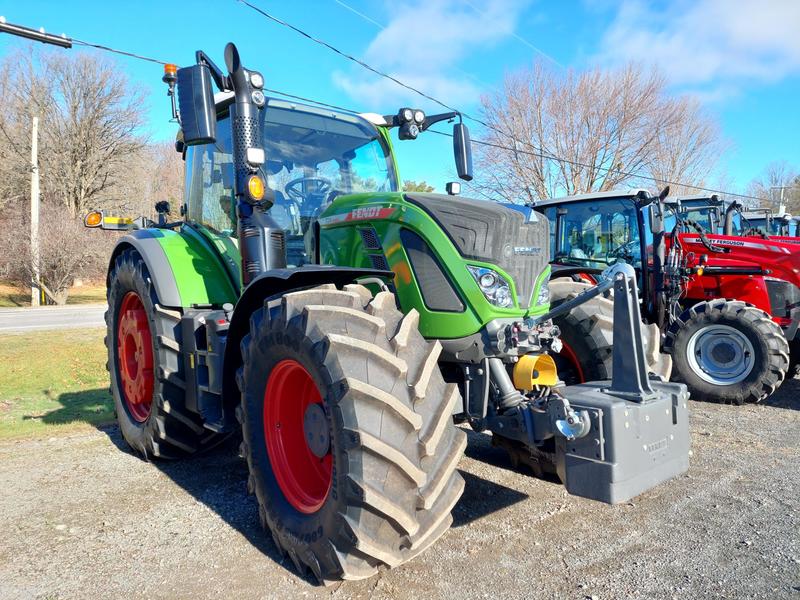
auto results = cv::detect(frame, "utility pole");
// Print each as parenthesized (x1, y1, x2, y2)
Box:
(771, 185, 787, 215)
(30, 115, 40, 307)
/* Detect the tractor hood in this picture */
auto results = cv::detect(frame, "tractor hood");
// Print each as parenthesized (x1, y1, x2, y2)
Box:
(678, 232, 800, 287)
(403, 193, 550, 308)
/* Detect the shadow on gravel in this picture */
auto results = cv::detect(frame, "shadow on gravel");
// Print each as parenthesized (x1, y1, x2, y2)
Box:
(452, 470, 528, 528)
(102, 426, 319, 586)
(760, 377, 800, 411)
(451, 429, 536, 528)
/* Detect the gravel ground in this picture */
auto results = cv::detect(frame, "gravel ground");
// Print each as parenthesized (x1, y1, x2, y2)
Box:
(1, 381, 798, 600)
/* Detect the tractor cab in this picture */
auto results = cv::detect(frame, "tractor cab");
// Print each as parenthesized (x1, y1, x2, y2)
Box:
(737, 207, 789, 237)
(183, 95, 401, 267)
(664, 195, 725, 234)
(536, 189, 651, 289)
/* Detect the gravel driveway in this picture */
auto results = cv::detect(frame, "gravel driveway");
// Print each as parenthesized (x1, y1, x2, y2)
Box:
(1, 382, 798, 600)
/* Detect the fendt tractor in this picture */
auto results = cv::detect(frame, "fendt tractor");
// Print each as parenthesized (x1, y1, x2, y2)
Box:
(86, 44, 689, 583)
(537, 190, 799, 405)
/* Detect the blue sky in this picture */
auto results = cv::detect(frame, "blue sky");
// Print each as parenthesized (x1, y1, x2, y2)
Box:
(1, 0, 798, 194)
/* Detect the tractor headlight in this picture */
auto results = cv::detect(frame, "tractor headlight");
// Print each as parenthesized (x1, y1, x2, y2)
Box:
(413, 109, 425, 124)
(536, 273, 550, 305)
(468, 265, 514, 308)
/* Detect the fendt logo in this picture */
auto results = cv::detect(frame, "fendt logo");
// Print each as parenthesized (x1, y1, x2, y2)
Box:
(513, 246, 542, 255)
(318, 206, 396, 227)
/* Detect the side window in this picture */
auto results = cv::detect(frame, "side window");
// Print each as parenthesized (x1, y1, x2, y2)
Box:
(183, 116, 236, 236)
(543, 207, 556, 258)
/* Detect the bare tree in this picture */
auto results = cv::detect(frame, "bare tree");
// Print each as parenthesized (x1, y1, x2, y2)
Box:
(0, 203, 113, 304)
(746, 161, 800, 212)
(648, 97, 725, 195)
(470, 61, 723, 202)
(402, 180, 435, 192)
(0, 47, 147, 217)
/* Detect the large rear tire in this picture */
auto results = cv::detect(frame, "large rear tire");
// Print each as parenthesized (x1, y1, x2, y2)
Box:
(665, 300, 789, 404)
(549, 279, 671, 384)
(106, 248, 219, 458)
(238, 284, 466, 583)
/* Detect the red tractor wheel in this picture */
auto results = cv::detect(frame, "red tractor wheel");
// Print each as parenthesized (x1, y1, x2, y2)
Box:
(263, 359, 332, 514)
(116, 291, 155, 423)
(238, 284, 466, 582)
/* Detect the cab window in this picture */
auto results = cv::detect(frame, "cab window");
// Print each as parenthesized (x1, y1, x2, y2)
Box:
(184, 116, 236, 236)
(544, 198, 642, 270)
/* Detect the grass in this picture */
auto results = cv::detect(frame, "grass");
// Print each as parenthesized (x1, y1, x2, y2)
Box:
(0, 327, 113, 440)
(0, 282, 107, 308)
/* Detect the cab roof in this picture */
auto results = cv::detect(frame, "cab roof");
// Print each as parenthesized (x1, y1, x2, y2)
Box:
(535, 189, 651, 207)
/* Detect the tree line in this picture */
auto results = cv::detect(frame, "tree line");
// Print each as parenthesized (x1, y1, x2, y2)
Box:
(0, 47, 182, 303)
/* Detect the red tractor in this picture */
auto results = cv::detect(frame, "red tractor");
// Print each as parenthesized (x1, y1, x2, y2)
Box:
(536, 189, 799, 404)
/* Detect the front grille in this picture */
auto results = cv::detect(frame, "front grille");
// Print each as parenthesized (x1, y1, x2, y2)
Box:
(765, 279, 800, 318)
(368, 254, 390, 271)
(405, 193, 549, 308)
(400, 228, 464, 313)
(359, 227, 381, 250)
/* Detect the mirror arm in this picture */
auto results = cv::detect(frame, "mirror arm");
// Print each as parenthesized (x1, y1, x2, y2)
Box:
(195, 50, 230, 91)
(421, 111, 460, 132)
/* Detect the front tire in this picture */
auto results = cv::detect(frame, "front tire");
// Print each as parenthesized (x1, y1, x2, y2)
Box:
(238, 284, 466, 582)
(549, 279, 671, 384)
(107, 248, 219, 458)
(665, 300, 789, 404)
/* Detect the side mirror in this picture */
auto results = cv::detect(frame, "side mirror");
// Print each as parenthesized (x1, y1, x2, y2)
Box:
(453, 122, 473, 182)
(176, 64, 217, 146)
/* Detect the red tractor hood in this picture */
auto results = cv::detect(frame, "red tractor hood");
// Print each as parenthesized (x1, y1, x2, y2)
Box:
(676, 232, 800, 287)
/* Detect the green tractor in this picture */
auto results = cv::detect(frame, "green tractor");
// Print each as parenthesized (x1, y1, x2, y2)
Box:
(90, 44, 690, 582)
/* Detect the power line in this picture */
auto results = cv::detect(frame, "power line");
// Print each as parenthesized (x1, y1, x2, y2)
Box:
(460, 0, 564, 69)
(71, 38, 169, 66)
(235, 0, 768, 202)
(329, 0, 499, 94)
(256, 83, 769, 203)
(5, 11, 763, 202)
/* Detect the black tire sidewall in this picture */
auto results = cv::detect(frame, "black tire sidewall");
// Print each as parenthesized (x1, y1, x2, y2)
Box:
(107, 251, 161, 452)
(242, 316, 350, 556)
(553, 313, 608, 383)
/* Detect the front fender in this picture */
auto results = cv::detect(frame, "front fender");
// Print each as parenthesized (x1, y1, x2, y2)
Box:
(107, 227, 238, 308)
(222, 266, 393, 409)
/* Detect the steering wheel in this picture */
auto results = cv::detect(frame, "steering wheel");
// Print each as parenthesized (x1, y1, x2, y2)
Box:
(607, 240, 638, 262)
(284, 177, 333, 202)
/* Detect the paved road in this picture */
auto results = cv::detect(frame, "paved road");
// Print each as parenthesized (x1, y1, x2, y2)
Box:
(0, 303, 106, 333)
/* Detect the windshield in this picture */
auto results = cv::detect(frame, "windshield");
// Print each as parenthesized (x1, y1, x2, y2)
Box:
(542, 198, 642, 270)
(740, 216, 782, 235)
(261, 103, 397, 235)
(663, 200, 719, 233)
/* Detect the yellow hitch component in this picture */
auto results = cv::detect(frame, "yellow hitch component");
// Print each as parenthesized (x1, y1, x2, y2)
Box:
(513, 354, 558, 390)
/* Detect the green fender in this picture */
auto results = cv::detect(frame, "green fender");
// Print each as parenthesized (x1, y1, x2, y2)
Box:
(108, 226, 238, 308)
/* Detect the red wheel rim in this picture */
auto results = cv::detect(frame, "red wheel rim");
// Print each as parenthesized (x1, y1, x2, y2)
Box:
(263, 359, 332, 514)
(116, 291, 154, 423)
(559, 341, 586, 383)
